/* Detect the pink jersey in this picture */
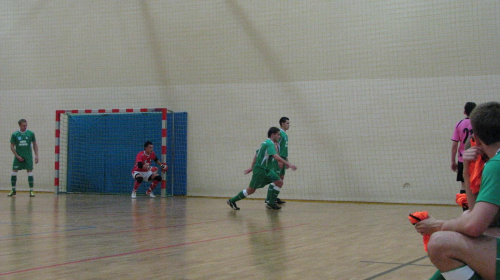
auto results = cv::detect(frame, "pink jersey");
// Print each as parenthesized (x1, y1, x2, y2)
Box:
(132, 151, 158, 172)
(451, 118, 472, 162)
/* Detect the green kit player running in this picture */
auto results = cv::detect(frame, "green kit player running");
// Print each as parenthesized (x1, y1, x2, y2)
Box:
(9, 119, 39, 197)
(227, 127, 297, 210)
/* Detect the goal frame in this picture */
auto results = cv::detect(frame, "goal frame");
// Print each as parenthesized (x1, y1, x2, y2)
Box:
(54, 108, 168, 196)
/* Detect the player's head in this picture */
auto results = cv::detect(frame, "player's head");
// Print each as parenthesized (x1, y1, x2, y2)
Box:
(470, 101, 500, 146)
(279, 117, 290, 130)
(144, 141, 153, 149)
(18, 119, 27, 131)
(268, 127, 280, 139)
(464, 102, 477, 116)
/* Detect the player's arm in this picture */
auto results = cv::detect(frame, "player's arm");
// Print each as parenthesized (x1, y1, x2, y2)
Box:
(415, 202, 499, 237)
(443, 202, 498, 237)
(154, 157, 168, 172)
(135, 153, 148, 169)
(272, 154, 296, 171)
(451, 140, 458, 172)
(11, 143, 24, 162)
(32, 141, 39, 164)
(244, 154, 257, 175)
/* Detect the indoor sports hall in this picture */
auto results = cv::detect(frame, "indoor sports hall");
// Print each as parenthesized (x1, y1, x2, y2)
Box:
(1, 2, 499, 279)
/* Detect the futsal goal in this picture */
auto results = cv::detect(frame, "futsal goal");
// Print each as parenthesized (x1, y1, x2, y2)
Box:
(54, 108, 187, 197)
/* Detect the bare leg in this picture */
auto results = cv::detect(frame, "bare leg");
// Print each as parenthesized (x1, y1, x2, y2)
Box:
(427, 231, 496, 280)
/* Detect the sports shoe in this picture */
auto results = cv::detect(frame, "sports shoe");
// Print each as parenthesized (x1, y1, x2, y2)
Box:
(227, 199, 240, 210)
(8, 190, 16, 197)
(265, 198, 286, 204)
(29, 191, 35, 197)
(131, 192, 137, 199)
(266, 203, 281, 210)
(147, 192, 155, 198)
(275, 198, 286, 204)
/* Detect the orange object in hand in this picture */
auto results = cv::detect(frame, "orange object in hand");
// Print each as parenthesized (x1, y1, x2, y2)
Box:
(455, 193, 468, 210)
(408, 211, 430, 252)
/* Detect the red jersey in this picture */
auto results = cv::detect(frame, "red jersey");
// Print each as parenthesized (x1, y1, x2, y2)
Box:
(132, 151, 158, 172)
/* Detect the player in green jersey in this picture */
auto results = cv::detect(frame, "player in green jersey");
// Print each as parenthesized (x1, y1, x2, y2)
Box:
(267, 117, 290, 205)
(227, 127, 297, 210)
(9, 119, 39, 197)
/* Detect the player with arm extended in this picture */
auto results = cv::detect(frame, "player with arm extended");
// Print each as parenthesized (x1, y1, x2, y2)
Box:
(131, 141, 168, 198)
(450, 102, 476, 210)
(9, 119, 39, 197)
(228, 127, 297, 210)
(415, 102, 500, 280)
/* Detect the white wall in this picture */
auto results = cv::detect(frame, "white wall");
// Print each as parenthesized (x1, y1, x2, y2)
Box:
(1, 1, 499, 203)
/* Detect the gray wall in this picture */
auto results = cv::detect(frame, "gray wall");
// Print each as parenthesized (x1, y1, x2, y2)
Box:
(1, 1, 499, 203)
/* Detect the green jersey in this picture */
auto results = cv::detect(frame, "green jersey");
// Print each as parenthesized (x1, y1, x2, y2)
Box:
(254, 139, 278, 171)
(11, 130, 36, 160)
(476, 152, 500, 206)
(476, 152, 500, 226)
(278, 129, 288, 158)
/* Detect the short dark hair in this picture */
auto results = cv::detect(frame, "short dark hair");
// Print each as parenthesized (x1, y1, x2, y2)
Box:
(268, 127, 280, 138)
(18, 119, 27, 125)
(464, 102, 477, 116)
(279, 117, 289, 126)
(470, 101, 500, 146)
(144, 141, 153, 148)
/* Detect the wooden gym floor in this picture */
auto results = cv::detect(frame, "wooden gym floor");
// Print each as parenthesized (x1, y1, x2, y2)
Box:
(0, 193, 460, 280)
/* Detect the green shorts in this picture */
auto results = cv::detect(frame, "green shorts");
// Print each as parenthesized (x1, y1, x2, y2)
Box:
(279, 166, 286, 177)
(249, 167, 280, 189)
(13, 157, 33, 170)
(279, 157, 287, 177)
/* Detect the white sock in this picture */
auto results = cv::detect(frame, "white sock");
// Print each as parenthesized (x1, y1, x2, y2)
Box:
(242, 189, 248, 197)
(441, 265, 475, 280)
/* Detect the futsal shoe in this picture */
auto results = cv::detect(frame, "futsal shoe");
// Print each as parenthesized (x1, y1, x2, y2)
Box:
(227, 199, 240, 210)
(131, 192, 137, 199)
(265, 198, 286, 204)
(275, 198, 286, 204)
(7, 190, 16, 197)
(266, 203, 281, 210)
(147, 192, 155, 198)
(29, 191, 35, 197)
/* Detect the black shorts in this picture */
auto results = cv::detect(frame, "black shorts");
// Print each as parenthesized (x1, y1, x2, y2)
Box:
(456, 161, 464, 182)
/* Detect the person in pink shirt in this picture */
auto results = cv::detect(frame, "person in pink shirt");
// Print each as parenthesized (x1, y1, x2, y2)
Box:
(451, 102, 476, 207)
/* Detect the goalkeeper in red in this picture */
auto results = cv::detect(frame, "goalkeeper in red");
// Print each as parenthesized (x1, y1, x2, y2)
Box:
(9, 119, 38, 197)
(131, 141, 167, 198)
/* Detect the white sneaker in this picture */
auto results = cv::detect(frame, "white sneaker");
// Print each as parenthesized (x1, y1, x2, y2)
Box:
(131, 192, 136, 198)
(147, 192, 155, 198)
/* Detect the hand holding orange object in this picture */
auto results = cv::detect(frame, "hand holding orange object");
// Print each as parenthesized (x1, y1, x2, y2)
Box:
(408, 211, 430, 252)
(464, 140, 487, 194)
(455, 193, 468, 210)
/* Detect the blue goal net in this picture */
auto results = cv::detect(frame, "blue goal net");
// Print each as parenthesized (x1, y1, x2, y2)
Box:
(63, 111, 187, 196)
